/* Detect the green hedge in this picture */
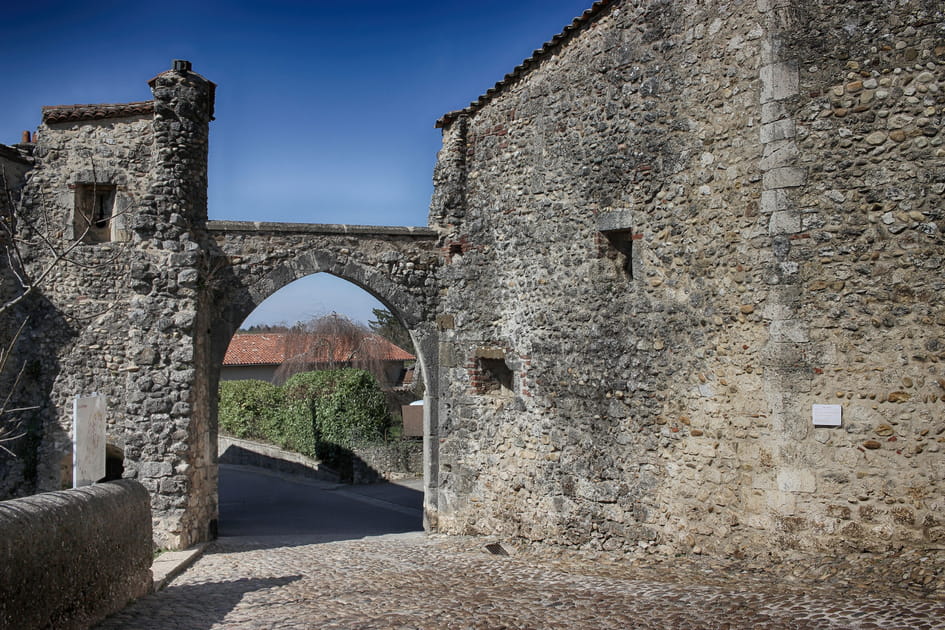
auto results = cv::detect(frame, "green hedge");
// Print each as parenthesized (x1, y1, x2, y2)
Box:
(284, 369, 389, 444)
(218, 379, 281, 440)
(218, 368, 390, 464)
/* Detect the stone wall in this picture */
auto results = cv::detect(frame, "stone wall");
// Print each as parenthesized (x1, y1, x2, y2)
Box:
(753, 0, 945, 552)
(431, 0, 944, 558)
(0, 480, 152, 630)
(351, 439, 424, 484)
(0, 143, 31, 198)
(218, 435, 340, 482)
(16, 109, 153, 495)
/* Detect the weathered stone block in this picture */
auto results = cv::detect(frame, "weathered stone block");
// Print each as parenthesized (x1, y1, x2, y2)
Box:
(760, 62, 799, 103)
(777, 469, 817, 493)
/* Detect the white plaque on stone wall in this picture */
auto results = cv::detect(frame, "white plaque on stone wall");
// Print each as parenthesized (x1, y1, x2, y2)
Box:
(812, 404, 842, 427)
(73, 394, 106, 487)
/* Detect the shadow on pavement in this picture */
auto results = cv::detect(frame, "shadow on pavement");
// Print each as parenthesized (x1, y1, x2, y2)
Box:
(217, 464, 423, 550)
(94, 575, 302, 629)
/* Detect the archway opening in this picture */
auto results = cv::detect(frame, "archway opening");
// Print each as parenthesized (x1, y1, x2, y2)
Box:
(214, 272, 426, 542)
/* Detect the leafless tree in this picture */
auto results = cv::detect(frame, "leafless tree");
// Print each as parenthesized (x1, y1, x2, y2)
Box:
(0, 319, 34, 456)
(273, 313, 400, 386)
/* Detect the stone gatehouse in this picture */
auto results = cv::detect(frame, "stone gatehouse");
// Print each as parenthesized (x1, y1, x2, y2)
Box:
(0, 62, 440, 547)
(2, 0, 944, 560)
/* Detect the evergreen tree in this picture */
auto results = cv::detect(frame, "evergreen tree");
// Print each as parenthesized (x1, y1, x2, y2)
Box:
(367, 308, 412, 351)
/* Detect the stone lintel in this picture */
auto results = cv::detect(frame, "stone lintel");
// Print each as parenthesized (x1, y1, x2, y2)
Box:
(474, 347, 506, 360)
(595, 208, 634, 233)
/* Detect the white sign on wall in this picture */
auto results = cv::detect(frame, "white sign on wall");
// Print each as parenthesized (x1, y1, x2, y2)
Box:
(73, 394, 106, 487)
(812, 404, 842, 427)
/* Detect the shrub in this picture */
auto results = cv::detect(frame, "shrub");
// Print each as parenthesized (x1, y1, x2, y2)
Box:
(276, 398, 317, 458)
(284, 368, 390, 448)
(218, 379, 316, 457)
(218, 379, 283, 440)
(218, 368, 390, 468)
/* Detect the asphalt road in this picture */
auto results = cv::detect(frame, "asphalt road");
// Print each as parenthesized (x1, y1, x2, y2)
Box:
(217, 464, 423, 544)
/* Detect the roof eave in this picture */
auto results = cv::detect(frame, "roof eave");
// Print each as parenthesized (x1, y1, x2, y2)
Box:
(41, 101, 156, 124)
(435, 0, 618, 129)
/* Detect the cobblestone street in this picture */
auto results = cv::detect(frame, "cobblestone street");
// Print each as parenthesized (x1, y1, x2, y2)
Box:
(96, 532, 945, 630)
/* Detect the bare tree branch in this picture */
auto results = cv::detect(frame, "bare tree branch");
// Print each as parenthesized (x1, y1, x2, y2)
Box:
(0, 159, 133, 318)
(1, 153, 134, 462)
(273, 313, 398, 386)
(0, 319, 33, 455)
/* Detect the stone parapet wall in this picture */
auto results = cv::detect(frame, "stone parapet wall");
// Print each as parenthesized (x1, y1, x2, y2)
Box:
(0, 480, 152, 630)
(218, 435, 339, 482)
(430, 0, 945, 559)
(351, 440, 423, 484)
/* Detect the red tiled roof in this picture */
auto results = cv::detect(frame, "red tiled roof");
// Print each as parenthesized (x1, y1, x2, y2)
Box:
(42, 101, 155, 124)
(223, 334, 286, 366)
(223, 332, 414, 367)
(436, 0, 616, 128)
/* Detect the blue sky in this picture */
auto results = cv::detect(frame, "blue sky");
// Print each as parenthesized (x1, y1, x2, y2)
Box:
(2, 0, 593, 328)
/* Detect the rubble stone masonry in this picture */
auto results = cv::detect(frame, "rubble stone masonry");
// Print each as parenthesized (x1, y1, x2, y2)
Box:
(430, 0, 945, 557)
(2, 0, 943, 561)
(1, 63, 440, 547)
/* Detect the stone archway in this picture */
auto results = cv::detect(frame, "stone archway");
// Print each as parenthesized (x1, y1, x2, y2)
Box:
(202, 226, 442, 540)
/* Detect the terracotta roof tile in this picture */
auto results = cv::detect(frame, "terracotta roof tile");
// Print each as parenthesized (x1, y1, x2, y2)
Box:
(42, 101, 155, 124)
(223, 333, 286, 366)
(436, 0, 617, 128)
(223, 332, 414, 367)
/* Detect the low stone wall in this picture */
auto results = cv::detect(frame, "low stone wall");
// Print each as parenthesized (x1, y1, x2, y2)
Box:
(218, 435, 340, 482)
(352, 440, 423, 484)
(0, 480, 152, 630)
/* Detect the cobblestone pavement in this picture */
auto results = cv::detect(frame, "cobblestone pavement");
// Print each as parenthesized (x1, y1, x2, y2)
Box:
(96, 532, 945, 630)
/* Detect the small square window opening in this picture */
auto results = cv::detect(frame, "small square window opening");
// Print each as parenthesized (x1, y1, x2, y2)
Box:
(75, 184, 116, 243)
